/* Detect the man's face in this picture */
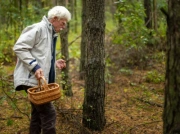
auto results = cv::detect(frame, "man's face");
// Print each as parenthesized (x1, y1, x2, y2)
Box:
(51, 17, 67, 33)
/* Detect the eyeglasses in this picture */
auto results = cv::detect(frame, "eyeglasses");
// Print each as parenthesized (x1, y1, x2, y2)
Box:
(61, 21, 67, 27)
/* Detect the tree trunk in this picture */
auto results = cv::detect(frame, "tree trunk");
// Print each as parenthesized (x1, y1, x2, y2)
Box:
(153, 0, 157, 31)
(144, 0, 152, 29)
(163, 0, 180, 133)
(74, 0, 78, 33)
(82, 0, 106, 131)
(69, 0, 77, 33)
(58, 0, 73, 96)
(105, 0, 116, 21)
(79, 0, 87, 80)
(60, 25, 73, 96)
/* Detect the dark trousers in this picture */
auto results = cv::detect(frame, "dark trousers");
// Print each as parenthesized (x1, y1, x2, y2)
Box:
(22, 85, 56, 134)
(30, 102, 56, 134)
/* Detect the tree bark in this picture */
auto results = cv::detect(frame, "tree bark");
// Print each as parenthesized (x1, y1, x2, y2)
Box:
(163, 0, 180, 133)
(58, 0, 73, 96)
(79, 0, 87, 80)
(144, 0, 152, 29)
(153, 0, 157, 31)
(60, 25, 73, 96)
(74, 0, 78, 33)
(82, 0, 106, 131)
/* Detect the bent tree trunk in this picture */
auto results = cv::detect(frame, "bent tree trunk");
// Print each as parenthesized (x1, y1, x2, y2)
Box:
(82, 0, 106, 131)
(163, 0, 180, 133)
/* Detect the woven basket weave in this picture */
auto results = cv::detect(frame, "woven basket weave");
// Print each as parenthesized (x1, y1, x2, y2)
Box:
(27, 76, 61, 105)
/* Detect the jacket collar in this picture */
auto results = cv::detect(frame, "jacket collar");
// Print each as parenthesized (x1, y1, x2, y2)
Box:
(42, 16, 58, 37)
(42, 16, 52, 30)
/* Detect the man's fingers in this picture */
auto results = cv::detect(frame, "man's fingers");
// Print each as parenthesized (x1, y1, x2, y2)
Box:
(56, 59, 66, 70)
(35, 69, 44, 79)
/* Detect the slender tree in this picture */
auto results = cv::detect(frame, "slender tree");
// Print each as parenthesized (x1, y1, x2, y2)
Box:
(60, 25, 73, 96)
(144, 0, 152, 29)
(74, 0, 78, 33)
(82, 0, 106, 131)
(57, 0, 73, 96)
(79, 0, 87, 80)
(153, 0, 157, 31)
(163, 0, 180, 133)
(69, 0, 78, 33)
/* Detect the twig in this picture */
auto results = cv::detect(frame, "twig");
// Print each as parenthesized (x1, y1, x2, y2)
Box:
(129, 120, 161, 133)
(0, 76, 30, 121)
(56, 35, 81, 56)
(0, 116, 23, 120)
(0, 117, 6, 120)
(68, 35, 81, 46)
(136, 97, 163, 107)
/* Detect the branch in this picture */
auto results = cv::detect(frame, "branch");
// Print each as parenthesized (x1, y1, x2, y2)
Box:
(0, 115, 23, 120)
(136, 97, 163, 107)
(56, 35, 81, 56)
(160, 7, 169, 20)
(0, 77, 30, 121)
(129, 120, 161, 133)
(68, 35, 81, 46)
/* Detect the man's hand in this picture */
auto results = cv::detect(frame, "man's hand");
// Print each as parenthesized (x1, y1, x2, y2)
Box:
(34, 68, 44, 79)
(56, 59, 66, 70)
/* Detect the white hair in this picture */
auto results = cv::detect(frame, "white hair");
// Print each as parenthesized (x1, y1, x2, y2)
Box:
(48, 6, 71, 21)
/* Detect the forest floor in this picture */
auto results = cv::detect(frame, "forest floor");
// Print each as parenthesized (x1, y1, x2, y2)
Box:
(0, 46, 165, 134)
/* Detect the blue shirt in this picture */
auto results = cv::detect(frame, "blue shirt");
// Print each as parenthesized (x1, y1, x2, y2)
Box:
(48, 32, 57, 83)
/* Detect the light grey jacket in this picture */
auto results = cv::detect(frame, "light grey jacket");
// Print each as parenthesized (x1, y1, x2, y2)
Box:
(13, 16, 57, 90)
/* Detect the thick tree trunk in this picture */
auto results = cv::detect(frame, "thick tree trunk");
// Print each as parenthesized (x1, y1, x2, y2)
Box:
(163, 0, 180, 134)
(82, 0, 106, 131)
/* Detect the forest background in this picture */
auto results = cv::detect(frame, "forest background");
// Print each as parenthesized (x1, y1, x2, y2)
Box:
(0, 0, 167, 134)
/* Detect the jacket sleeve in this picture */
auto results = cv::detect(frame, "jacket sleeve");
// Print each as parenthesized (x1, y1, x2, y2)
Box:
(13, 25, 41, 71)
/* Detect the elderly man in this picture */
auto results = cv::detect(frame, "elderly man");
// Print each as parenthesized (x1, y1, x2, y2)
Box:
(13, 6, 71, 134)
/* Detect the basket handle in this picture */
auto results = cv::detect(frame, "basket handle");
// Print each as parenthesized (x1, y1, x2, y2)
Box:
(38, 76, 49, 91)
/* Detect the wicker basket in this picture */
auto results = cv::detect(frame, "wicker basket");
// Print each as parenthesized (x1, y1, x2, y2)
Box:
(27, 76, 61, 105)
